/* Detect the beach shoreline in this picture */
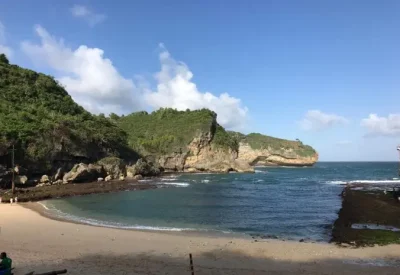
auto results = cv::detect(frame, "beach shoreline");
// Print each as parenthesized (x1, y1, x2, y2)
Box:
(2, 204, 400, 274)
(22, 201, 250, 240)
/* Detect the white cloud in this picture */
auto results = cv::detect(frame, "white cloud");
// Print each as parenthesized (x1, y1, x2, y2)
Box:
(299, 110, 348, 131)
(0, 21, 13, 57)
(21, 25, 142, 114)
(361, 114, 400, 136)
(20, 27, 248, 129)
(145, 45, 248, 130)
(70, 5, 106, 27)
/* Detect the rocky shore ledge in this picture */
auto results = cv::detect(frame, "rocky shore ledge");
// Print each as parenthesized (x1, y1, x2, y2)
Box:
(0, 180, 157, 203)
(331, 184, 400, 247)
(0, 157, 163, 202)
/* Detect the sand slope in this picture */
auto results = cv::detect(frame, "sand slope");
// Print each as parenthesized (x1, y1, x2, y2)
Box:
(1, 204, 400, 274)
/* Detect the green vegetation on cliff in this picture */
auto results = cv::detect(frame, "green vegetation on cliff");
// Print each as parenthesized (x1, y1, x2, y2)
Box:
(0, 54, 133, 171)
(229, 131, 317, 157)
(116, 108, 237, 156)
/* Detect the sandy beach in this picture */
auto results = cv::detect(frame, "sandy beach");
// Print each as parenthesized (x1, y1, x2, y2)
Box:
(1, 204, 400, 274)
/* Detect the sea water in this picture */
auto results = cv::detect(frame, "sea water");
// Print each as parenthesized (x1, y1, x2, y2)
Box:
(42, 162, 399, 241)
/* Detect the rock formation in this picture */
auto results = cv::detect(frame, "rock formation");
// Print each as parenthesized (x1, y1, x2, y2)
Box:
(63, 163, 106, 184)
(229, 132, 318, 166)
(97, 157, 127, 180)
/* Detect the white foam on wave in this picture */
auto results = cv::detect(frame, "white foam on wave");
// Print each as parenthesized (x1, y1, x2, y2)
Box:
(201, 179, 210, 183)
(325, 180, 347, 185)
(161, 177, 178, 181)
(255, 179, 264, 183)
(255, 169, 267, 174)
(138, 179, 153, 182)
(326, 179, 400, 185)
(159, 182, 190, 187)
(45, 206, 196, 232)
(37, 201, 49, 210)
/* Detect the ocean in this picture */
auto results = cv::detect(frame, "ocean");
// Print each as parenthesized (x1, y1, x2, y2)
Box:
(41, 162, 400, 242)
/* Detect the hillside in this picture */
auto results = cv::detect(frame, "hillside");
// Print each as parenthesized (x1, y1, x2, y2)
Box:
(0, 54, 137, 176)
(116, 108, 247, 172)
(229, 131, 318, 166)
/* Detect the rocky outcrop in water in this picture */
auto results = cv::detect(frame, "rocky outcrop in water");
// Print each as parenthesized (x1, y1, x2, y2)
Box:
(237, 142, 318, 166)
(228, 132, 318, 167)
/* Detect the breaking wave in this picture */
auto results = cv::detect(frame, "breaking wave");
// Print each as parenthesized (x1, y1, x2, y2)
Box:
(325, 179, 400, 185)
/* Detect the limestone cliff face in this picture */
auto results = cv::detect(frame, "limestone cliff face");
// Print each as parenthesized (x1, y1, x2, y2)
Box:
(237, 142, 318, 167)
(156, 125, 254, 173)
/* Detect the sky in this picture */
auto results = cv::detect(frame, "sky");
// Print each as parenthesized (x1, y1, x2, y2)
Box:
(1, 0, 400, 161)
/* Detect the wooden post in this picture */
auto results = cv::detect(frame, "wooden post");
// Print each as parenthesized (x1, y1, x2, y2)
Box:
(189, 253, 194, 275)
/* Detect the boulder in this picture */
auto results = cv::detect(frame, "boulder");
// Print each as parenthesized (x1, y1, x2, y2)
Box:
(14, 165, 28, 175)
(134, 174, 143, 180)
(63, 163, 106, 184)
(119, 175, 125, 181)
(53, 179, 63, 185)
(15, 175, 28, 184)
(40, 175, 50, 183)
(127, 158, 161, 178)
(97, 157, 126, 180)
(52, 167, 65, 181)
(36, 182, 51, 187)
(98, 177, 104, 182)
(105, 175, 112, 182)
(126, 169, 134, 179)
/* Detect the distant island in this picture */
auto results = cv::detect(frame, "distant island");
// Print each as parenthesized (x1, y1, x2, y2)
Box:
(0, 53, 318, 190)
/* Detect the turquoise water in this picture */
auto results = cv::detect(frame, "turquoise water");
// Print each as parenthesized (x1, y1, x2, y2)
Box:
(43, 162, 400, 241)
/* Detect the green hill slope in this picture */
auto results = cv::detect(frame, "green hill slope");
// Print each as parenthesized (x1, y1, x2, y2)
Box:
(0, 54, 136, 174)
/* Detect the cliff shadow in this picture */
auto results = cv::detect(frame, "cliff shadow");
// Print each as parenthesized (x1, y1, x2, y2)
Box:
(12, 248, 400, 275)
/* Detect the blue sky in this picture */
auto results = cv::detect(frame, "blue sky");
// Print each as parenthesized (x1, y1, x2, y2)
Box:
(1, 0, 400, 161)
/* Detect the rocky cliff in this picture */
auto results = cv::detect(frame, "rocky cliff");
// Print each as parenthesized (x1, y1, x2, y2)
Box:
(117, 109, 254, 173)
(229, 132, 318, 166)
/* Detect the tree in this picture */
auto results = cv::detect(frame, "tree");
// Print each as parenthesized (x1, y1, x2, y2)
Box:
(0, 54, 9, 64)
(109, 113, 120, 120)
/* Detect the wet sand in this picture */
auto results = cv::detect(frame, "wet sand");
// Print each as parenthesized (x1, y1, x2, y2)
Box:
(1, 203, 400, 274)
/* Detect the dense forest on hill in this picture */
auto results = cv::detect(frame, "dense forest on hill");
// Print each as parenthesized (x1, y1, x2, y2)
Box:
(0, 54, 135, 173)
(116, 108, 238, 156)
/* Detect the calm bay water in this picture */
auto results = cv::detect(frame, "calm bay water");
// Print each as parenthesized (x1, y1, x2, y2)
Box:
(43, 162, 400, 242)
